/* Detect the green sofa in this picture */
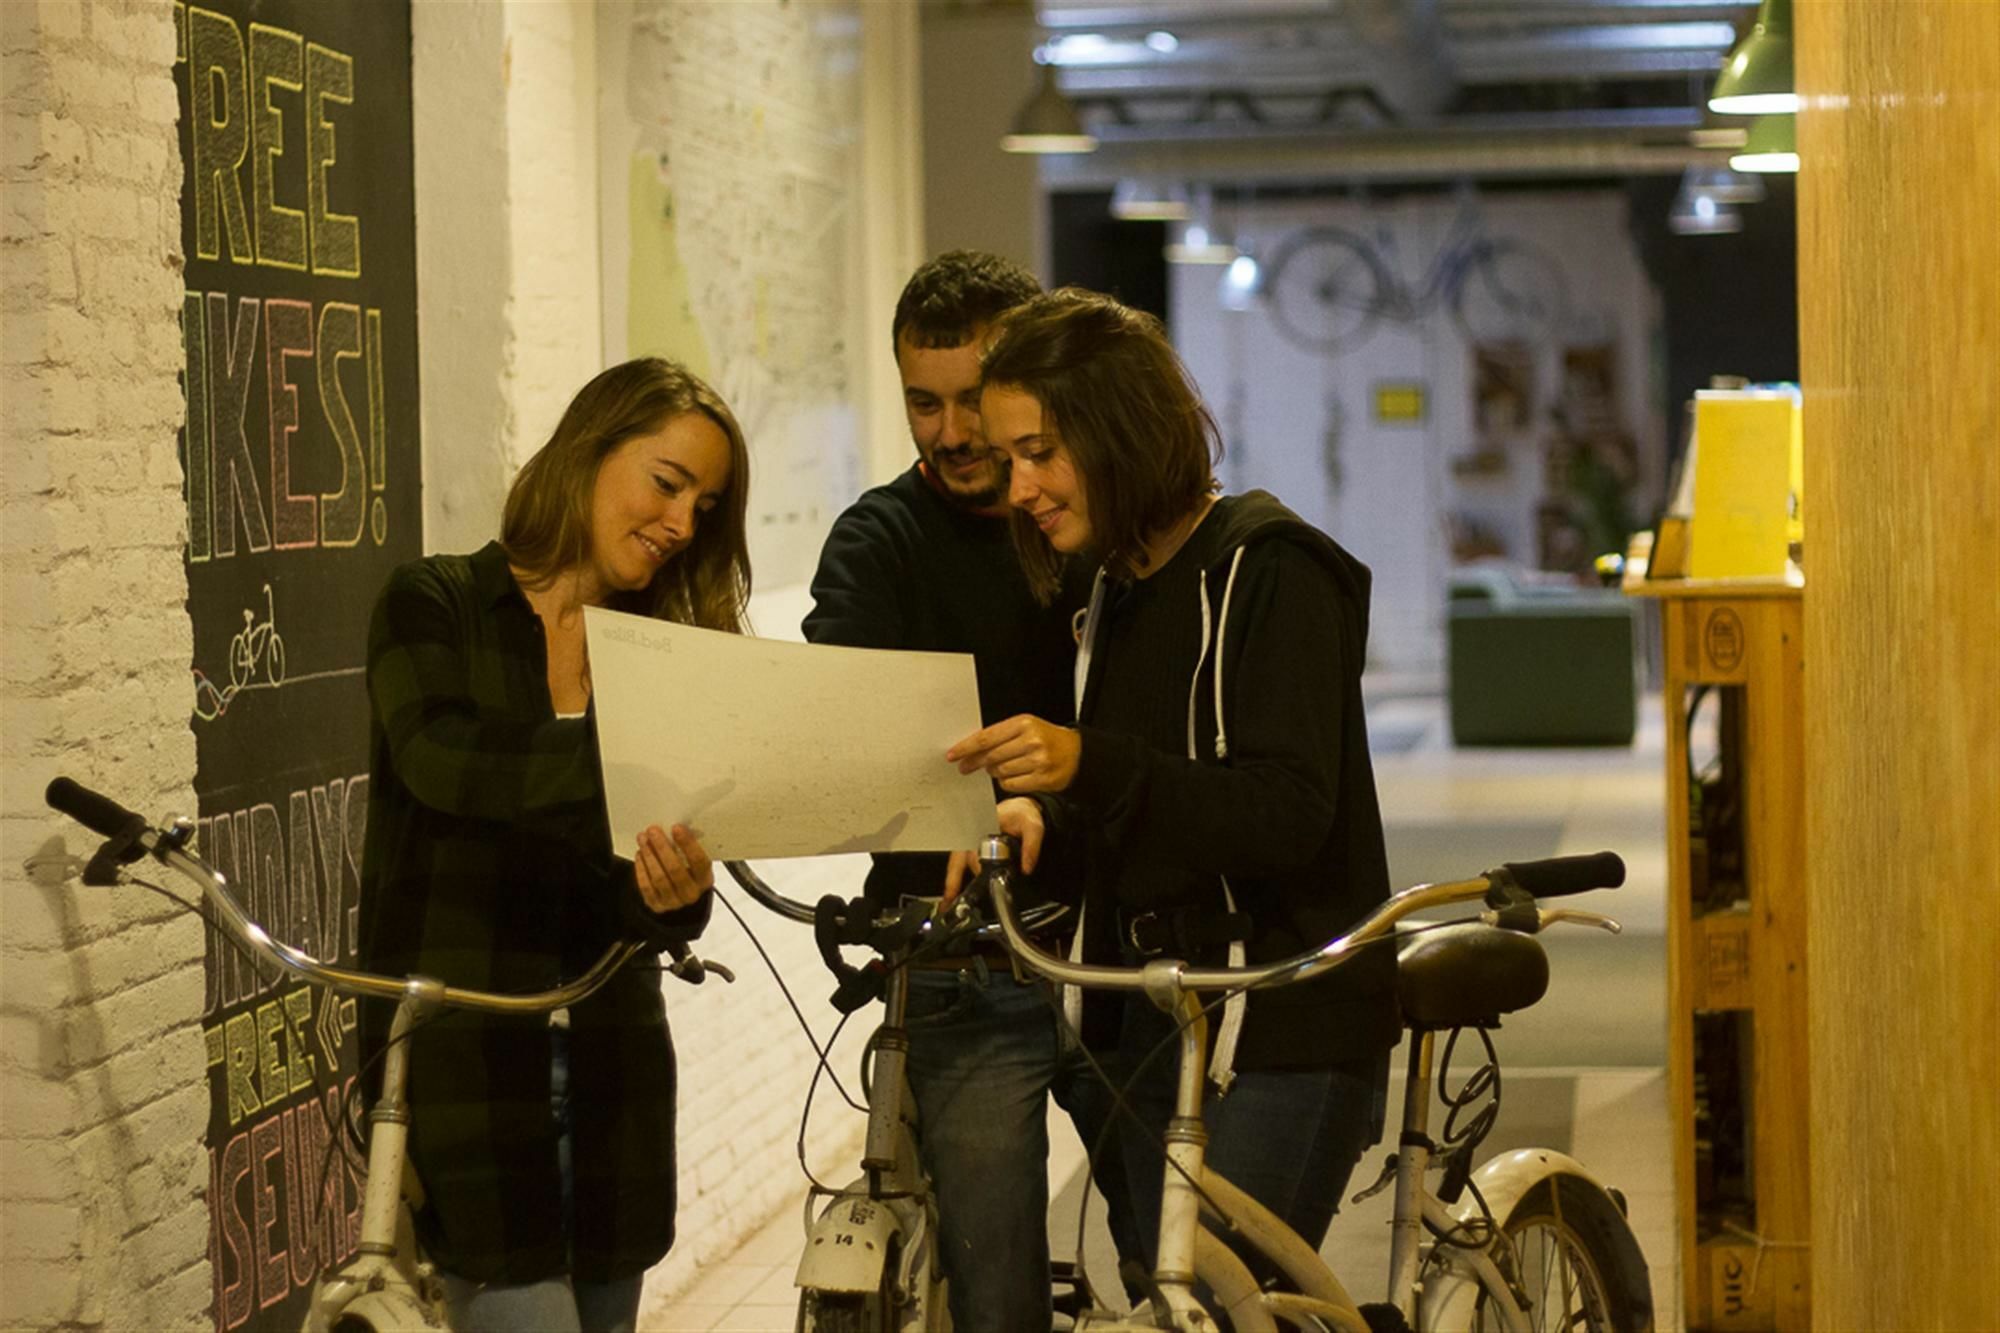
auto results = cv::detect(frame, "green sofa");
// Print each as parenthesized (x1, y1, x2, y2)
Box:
(1446, 568, 1637, 747)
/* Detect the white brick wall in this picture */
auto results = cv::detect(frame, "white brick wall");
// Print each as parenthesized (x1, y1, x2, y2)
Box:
(0, 3, 210, 1331)
(0, 1, 915, 1324)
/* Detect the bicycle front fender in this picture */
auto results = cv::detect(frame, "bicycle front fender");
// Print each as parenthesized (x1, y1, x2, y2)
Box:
(1419, 1150, 1617, 1333)
(795, 1192, 917, 1295)
(1457, 1147, 1613, 1224)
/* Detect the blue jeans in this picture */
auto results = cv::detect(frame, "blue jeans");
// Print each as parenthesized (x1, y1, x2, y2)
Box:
(438, 1027, 646, 1333)
(903, 967, 1142, 1333)
(1111, 998, 1389, 1285)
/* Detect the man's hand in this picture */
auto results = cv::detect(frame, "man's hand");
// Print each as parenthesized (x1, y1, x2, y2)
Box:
(635, 823, 713, 912)
(946, 714, 1081, 793)
(943, 798, 1045, 903)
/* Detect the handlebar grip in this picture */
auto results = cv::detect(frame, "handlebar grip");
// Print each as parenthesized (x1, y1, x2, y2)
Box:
(46, 777, 148, 840)
(1494, 851, 1625, 899)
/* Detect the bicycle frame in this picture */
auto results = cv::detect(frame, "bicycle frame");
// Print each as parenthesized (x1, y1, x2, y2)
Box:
(980, 840, 1629, 1333)
(44, 781, 670, 1333)
(723, 862, 948, 1331)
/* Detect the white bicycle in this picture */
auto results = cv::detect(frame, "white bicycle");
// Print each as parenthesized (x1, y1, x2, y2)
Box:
(721, 861, 1087, 1333)
(973, 836, 1653, 1333)
(44, 777, 730, 1333)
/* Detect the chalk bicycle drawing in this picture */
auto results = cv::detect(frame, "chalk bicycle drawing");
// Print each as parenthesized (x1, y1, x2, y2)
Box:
(969, 835, 1652, 1333)
(1263, 205, 1571, 355)
(230, 581, 288, 690)
(194, 583, 290, 721)
(721, 860, 1085, 1333)
(42, 777, 732, 1333)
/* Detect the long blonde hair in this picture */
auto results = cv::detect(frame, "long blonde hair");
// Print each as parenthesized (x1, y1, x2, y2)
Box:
(501, 358, 752, 631)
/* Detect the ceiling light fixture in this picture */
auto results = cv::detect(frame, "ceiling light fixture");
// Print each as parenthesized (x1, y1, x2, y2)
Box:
(1110, 178, 1190, 222)
(1729, 114, 1799, 173)
(1709, 0, 1798, 115)
(1689, 165, 1766, 204)
(1144, 30, 1179, 54)
(1219, 250, 1262, 310)
(1670, 173, 1744, 235)
(1000, 57, 1097, 155)
(1165, 189, 1235, 264)
(1689, 126, 1751, 150)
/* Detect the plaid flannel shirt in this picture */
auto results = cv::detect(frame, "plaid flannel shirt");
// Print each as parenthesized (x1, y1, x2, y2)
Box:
(356, 541, 708, 1284)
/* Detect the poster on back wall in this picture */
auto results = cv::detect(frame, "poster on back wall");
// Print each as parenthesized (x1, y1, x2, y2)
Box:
(172, 3, 421, 1329)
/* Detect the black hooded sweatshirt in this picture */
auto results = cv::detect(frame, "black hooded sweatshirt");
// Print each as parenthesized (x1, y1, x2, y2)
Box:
(1061, 490, 1401, 1070)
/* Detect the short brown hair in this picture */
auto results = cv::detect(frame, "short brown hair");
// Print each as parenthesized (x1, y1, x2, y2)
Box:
(501, 358, 752, 631)
(980, 289, 1219, 599)
(892, 250, 1041, 350)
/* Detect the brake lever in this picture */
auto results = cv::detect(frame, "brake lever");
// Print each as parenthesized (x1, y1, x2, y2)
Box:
(1478, 907, 1622, 935)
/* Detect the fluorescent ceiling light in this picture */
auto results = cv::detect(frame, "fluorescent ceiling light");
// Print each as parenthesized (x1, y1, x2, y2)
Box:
(1110, 178, 1190, 221)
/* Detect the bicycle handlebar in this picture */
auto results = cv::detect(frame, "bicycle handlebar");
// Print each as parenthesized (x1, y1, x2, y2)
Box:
(723, 857, 1070, 944)
(978, 836, 1625, 995)
(46, 776, 148, 841)
(46, 776, 646, 1015)
(722, 860, 819, 925)
(1488, 851, 1626, 900)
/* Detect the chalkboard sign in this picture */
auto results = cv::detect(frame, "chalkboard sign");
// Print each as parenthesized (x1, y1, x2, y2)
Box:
(173, 3, 421, 1328)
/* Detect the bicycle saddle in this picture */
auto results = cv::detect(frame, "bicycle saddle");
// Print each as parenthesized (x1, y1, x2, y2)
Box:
(1396, 922, 1549, 1030)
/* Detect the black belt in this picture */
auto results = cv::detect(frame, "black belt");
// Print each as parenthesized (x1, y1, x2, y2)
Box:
(1116, 905, 1253, 960)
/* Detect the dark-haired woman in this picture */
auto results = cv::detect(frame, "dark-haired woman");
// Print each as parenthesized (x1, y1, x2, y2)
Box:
(357, 358, 752, 1332)
(945, 290, 1399, 1277)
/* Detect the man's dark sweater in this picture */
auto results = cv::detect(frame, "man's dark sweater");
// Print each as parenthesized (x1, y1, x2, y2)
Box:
(804, 463, 1088, 907)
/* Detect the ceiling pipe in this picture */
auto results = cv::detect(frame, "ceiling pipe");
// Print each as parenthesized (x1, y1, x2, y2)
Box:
(1041, 134, 1728, 187)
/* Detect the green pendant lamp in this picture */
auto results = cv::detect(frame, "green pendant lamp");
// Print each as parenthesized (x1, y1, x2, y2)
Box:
(1709, 0, 1798, 115)
(1730, 114, 1799, 173)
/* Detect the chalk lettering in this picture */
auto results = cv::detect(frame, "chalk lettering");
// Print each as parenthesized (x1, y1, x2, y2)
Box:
(214, 1133, 255, 1330)
(188, 6, 253, 265)
(315, 304, 365, 546)
(366, 309, 387, 544)
(205, 293, 270, 556)
(251, 1114, 287, 1308)
(184, 292, 214, 561)
(306, 43, 360, 277)
(247, 24, 307, 273)
(210, 1083, 363, 1331)
(265, 299, 316, 549)
(285, 791, 319, 961)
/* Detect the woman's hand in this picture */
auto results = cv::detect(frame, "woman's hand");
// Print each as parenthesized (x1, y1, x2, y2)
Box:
(946, 714, 1081, 793)
(635, 823, 713, 913)
(943, 797, 1045, 903)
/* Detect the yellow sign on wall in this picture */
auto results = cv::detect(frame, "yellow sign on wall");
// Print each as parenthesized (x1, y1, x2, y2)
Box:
(1690, 389, 1799, 579)
(1374, 381, 1427, 424)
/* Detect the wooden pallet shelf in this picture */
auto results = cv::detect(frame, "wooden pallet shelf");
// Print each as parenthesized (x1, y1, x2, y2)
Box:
(1628, 563, 1811, 1331)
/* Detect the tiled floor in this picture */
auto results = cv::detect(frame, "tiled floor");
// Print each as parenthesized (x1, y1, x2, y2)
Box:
(647, 693, 1679, 1331)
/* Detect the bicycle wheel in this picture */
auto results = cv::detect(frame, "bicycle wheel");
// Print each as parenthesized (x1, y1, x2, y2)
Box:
(1471, 1175, 1652, 1333)
(228, 633, 254, 690)
(267, 632, 287, 686)
(797, 1290, 890, 1333)
(1450, 241, 1570, 346)
(1263, 227, 1392, 354)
